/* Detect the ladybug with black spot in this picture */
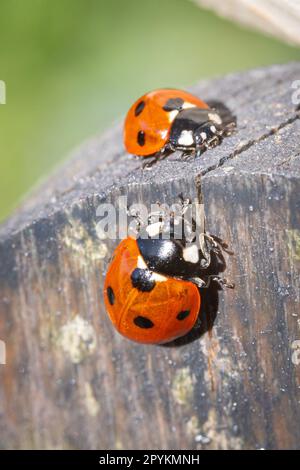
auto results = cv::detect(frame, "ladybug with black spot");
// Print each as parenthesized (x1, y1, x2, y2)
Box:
(103, 204, 233, 344)
(124, 88, 226, 158)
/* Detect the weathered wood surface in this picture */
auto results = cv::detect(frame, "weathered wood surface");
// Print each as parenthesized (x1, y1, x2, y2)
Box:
(192, 0, 300, 46)
(0, 63, 300, 450)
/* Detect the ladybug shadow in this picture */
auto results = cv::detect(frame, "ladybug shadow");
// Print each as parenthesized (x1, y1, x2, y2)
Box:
(162, 248, 228, 348)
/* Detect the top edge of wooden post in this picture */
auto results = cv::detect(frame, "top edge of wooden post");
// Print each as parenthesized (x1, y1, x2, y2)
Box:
(0, 61, 300, 242)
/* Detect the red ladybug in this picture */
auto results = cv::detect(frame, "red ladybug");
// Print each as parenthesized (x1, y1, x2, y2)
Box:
(103, 236, 202, 344)
(124, 88, 223, 157)
(103, 197, 234, 345)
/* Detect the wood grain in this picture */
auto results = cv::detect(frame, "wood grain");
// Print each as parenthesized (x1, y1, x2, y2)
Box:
(0, 63, 300, 449)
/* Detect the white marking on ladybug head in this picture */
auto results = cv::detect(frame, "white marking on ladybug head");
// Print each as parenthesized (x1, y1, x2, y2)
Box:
(183, 244, 199, 264)
(137, 255, 148, 270)
(208, 112, 222, 125)
(200, 132, 207, 141)
(168, 110, 179, 122)
(210, 125, 217, 133)
(178, 130, 194, 146)
(152, 272, 168, 282)
(182, 102, 196, 110)
(146, 222, 163, 238)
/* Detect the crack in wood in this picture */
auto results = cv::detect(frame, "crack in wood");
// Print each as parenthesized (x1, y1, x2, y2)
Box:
(201, 113, 300, 177)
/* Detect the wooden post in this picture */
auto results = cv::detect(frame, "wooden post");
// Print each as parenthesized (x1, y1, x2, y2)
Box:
(0, 63, 300, 450)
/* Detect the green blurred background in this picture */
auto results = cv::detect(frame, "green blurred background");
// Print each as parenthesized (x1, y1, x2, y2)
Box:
(0, 0, 299, 221)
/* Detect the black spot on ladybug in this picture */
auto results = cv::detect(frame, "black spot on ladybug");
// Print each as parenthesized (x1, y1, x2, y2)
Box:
(177, 310, 190, 321)
(163, 97, 184, 112)
(134, 316, 154, 329)
(131, 268, 156, 292)
(135, 100, 145, 116)
(137, 130, 145, 146)
(107, 286, 115, 305)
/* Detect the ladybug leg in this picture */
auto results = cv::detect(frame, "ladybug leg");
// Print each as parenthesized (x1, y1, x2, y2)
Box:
(173, 195, 198, 242)
(195, 147, 202, 159)
(199, 232, 211, 268)
(190, 275, 234, 290)
(205, 233, 234, 256)
(194, 122, 223, 156)
(126, 207, 144, 234)
(146, 195, 194, 239)
(223, 120, 236, 137)
(142, 145, 173, 170)
(177, 194, 191, 215)
(196, 202, 212, 267)
(146, 202, 173, 237)
(188, 276, 206, 288)
(148, 201, 169, 222)
(207, 275, 235, 289)
(142, 156, 160, 170)
(180, 150, 194, 161)
(199, 230, 233, 269)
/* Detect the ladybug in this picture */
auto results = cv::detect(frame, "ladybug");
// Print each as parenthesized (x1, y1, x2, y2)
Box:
(103, 204, 232, 344)
(124, 88, 224, 158)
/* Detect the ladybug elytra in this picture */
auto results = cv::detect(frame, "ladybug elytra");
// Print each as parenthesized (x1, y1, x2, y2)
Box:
(103, 236, 201, 344)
